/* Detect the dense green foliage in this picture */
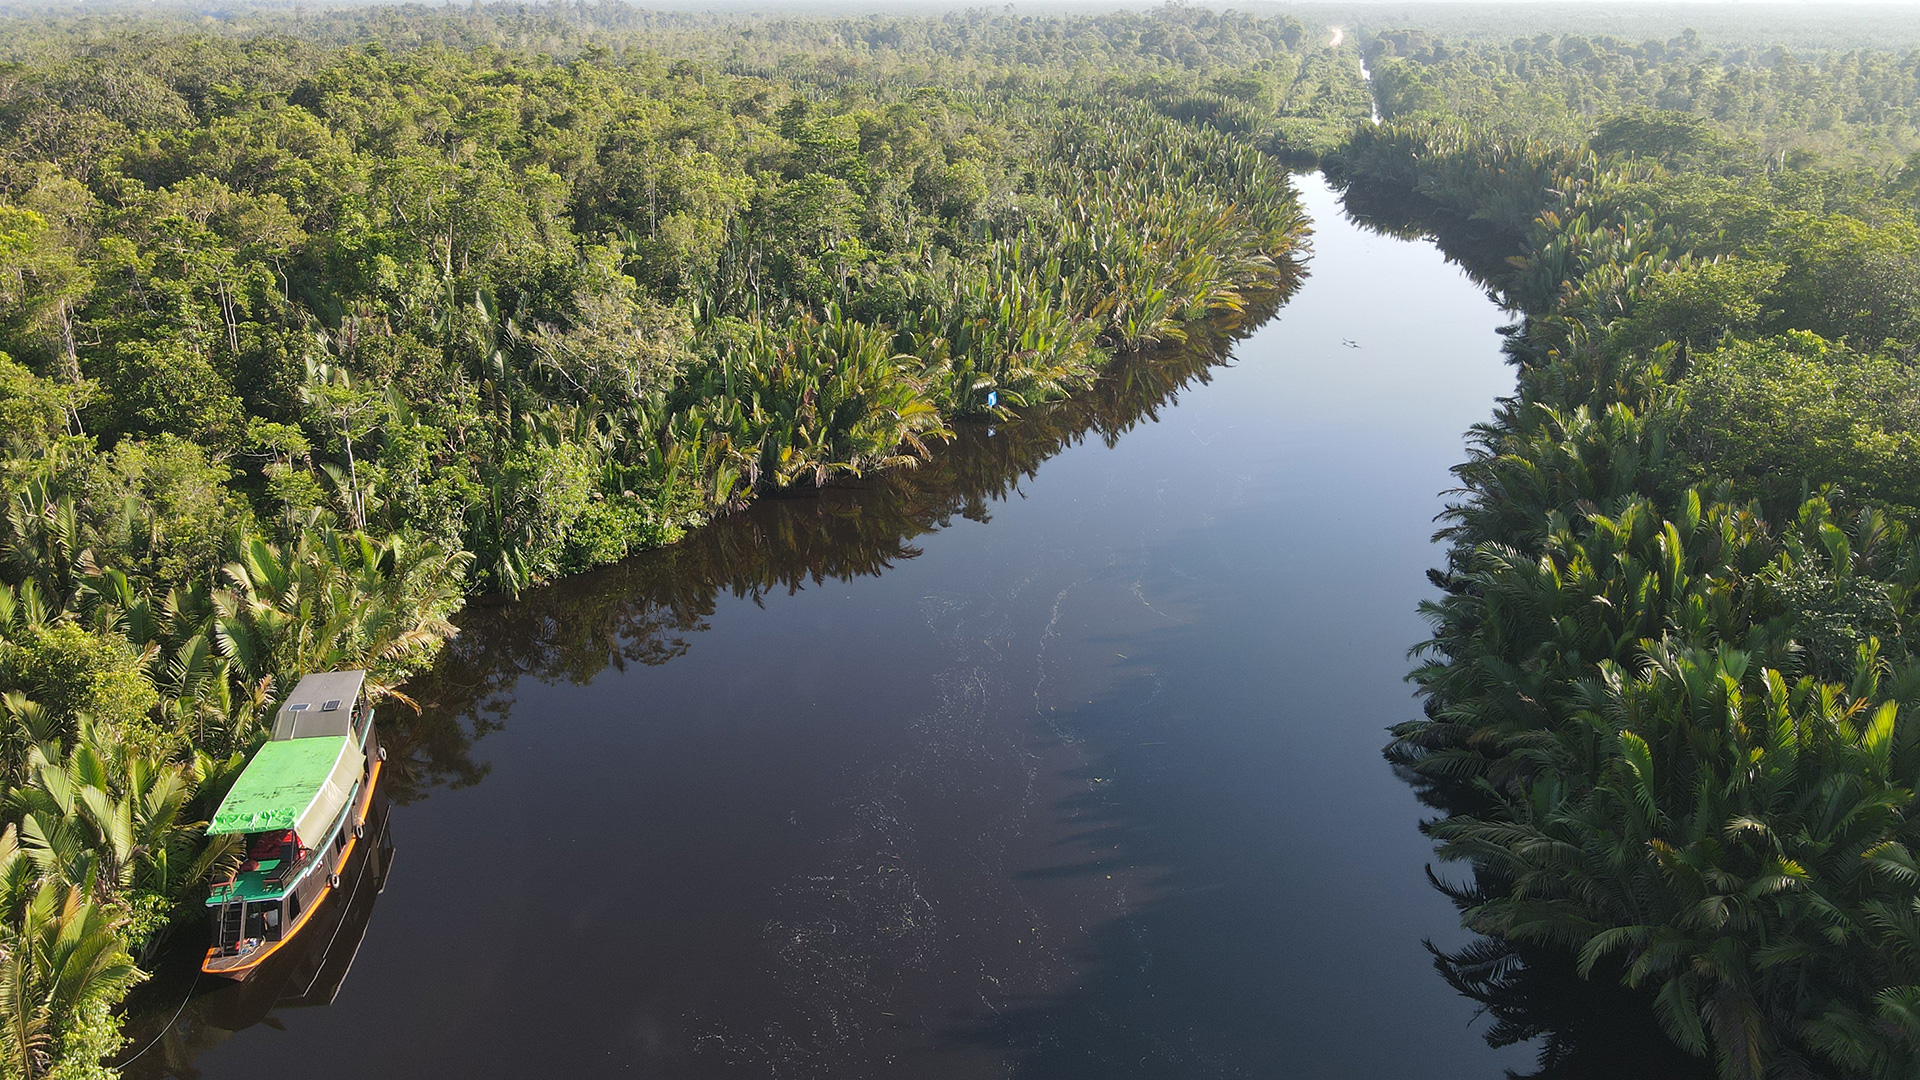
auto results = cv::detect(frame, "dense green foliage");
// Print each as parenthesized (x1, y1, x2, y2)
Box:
(0, 11, 1334, 595)
(0, 5, 1360, 1074)
(1366, 28, 1920, 168)
(14, 1, 1920, 1074)
(1338, 24, 1920, 1080)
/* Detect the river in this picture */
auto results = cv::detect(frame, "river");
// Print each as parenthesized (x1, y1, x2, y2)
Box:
(129, 172, 1545, 1078)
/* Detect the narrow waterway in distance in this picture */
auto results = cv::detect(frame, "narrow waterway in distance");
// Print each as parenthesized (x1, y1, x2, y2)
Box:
(133, 173, 1535, 1078)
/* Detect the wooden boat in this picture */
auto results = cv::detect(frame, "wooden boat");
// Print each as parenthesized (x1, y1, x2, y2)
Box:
(201, 792, 395, 1036)
(202, 670, 385, 980)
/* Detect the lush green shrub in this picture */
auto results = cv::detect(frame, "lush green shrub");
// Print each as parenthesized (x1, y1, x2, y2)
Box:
(1679, 332, 1920, 520)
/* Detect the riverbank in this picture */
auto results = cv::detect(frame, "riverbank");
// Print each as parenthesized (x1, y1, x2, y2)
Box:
(1347, 107, 1920, 1078)
(134, 171, 1540, 1080)
(0, 13, 1370, 1071)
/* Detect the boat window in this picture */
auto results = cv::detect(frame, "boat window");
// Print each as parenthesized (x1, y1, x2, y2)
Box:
(243, 902, 283, 942)
(288, 892, 303, 921)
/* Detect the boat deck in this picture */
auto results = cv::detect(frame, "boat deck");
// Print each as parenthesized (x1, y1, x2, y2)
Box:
(209, 860, 296, 905)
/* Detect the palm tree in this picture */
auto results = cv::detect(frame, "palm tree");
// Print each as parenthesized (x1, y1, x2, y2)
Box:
(0, 829, 140, 1080)
(213, 527, 469, 706)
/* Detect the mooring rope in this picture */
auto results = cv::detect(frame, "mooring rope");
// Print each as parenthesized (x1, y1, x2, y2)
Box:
(117, 964, 202, 1069)
(118, 822, 386, 1071)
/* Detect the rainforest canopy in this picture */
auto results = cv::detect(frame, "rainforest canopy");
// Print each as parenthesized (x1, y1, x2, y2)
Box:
(207, 736, 360, 849)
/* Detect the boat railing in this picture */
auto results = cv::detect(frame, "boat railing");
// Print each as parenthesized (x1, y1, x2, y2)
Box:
(265, 841, 318, 889)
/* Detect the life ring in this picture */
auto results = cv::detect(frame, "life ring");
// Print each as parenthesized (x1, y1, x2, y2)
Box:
(378, 746, 388, 761)
(353, 822, 364, 839)
(328, 873, 340, 889)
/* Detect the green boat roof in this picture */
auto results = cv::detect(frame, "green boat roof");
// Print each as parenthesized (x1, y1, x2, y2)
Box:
(208, 735, 354, 838)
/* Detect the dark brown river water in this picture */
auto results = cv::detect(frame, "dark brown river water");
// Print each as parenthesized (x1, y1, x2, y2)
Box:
(127, 173, 1577, 1078)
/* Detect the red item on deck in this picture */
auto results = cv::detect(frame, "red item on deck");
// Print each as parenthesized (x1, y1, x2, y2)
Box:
(247, 830, 296, 860)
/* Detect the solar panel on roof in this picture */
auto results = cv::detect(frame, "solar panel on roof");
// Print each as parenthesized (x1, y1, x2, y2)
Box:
(322, 699, 341, 712)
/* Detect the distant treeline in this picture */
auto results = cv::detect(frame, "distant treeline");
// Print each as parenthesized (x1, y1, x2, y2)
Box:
(1304, 3, 1920, 55)
(1338, 20, 1920, 1080)
(1365, 26, 1920, 167)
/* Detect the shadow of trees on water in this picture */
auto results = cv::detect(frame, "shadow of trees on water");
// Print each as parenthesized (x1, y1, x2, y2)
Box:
(1330, 180, 1713, 1080)
(130, 175, 1716, 1079)
(117, 294, 1291, 1079)
(942, 637, 1710, 1080)
(387, 295, 1287, 804)
(941, 179, 1716, 1080)
(941, 657, 1306, 1079)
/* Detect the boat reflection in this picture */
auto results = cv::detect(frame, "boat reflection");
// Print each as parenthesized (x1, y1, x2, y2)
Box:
(117, 785, 395, 1079)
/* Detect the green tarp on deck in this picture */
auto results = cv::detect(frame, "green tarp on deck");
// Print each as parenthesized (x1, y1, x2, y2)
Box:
(208, 735, 358, 848)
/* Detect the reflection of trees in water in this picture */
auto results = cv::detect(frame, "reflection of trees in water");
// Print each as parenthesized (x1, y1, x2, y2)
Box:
(1395, 748, 1703, 1076)
(114, 287, 1291, 1080)
(1429, 882, 1712, 1080)
(1335, 178, 1522, 295)
(1350, 179, 1710, 1079)
(1438, 947, 1714, 1080)
(389, 293, 1286, 807)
